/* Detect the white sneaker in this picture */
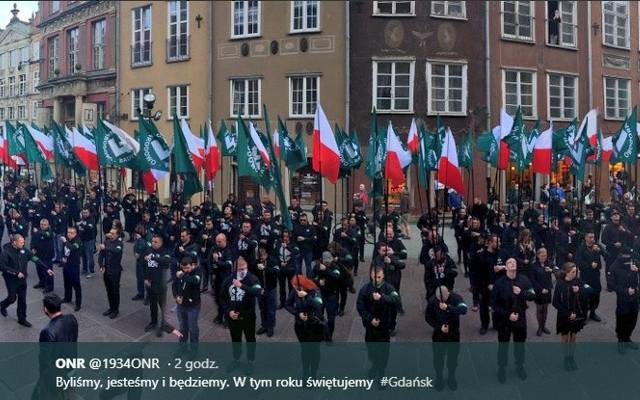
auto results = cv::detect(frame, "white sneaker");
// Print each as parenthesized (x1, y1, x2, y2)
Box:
(86, 273, 93, 278)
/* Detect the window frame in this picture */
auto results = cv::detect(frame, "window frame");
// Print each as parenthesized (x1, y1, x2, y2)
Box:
(430, 1, 467, 20)
(426, 60, 468, 116)
(288, 75, 320, 118)
(48, 35, 59, 78)
(371, 58, 415, 114)
(603, 76, 630, 121)
(501, 1, 535, 42)
(167, 85, 190, 120)
(51, 0, 60, 13)
(372, 1, 416, 16)
(92, 19, 106, 70)
(501, 68, 538, 120)
(167, 0, 190, 61)
(231, 0, 262, 39)
(545, 1, 577, 49)
(132, 5, 152, 66)
(546, 71, 578, 122)
(18, 74, 26, 96)
(290, 1, 320, 33)
(602, 1, 630, 49)
(67, 27, 79, 74)
(131, 87, 152, 121)
(229, 78, 263, 118)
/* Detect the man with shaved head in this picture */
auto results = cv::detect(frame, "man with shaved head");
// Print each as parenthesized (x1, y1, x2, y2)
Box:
(210, 233, 234, 325)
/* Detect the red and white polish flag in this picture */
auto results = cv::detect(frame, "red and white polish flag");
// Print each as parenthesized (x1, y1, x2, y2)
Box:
(179, 118, 205, 171)
(498, 108, 513, 170)
(248, 122, 271, 169)
(407, 118, 419, 154)
(68, 126, 99, 171)
(312, 104, 341, 184)
(532, 122, 552, 175)
(438, 128, 464, 195)
(205, 120, 220, 181)
(384, 121, 412, 185)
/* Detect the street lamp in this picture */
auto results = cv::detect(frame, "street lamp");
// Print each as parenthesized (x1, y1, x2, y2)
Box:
(142, 93, 162, 121)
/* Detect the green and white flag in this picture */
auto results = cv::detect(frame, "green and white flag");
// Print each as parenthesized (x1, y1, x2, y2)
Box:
(94, 119, 140, 169)
(217, 120, 236, 156)
(236, 115, 272, 191)
(476, 127, 499, 167)
(263, 105, 292, 231)
(6, 120, 26, 160)
(525, 120, 541, 165)
(567, 121, 593, 181)
(50, 121, 86, 176)
(277, 117, 307, 172)
(18, 123, 53, 181)
(137, 118, 170, 191)
(172, 116, 203, 198)
(504, 106, 528, 173)
(612, 107, 638, 165)
(457, 131, 473, 170)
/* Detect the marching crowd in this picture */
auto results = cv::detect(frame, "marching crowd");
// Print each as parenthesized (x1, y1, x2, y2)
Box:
(1, 170, 640, 388)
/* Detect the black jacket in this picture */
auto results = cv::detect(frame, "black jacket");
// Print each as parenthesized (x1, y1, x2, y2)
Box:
(144, 247, 173, 291)
(77, 217, 97, 242)
(425, 292, 468, 340)
(490, 274, 536, 328)
(0, 243, 32, 277)
(221, 272, 262, 320)
(612, 258, 640, 314)
(210, 245, 234, 277)
(172, 269, 202, 307)
(293, 224, 317, 252)
(62, 238, 83, 267)
(98, 237, 124, 274)
(424, 255, 457, 291)
(31, 228, 55, 264)
(529, 261, 555, 304)
(576, 243, 603, 291)
(253, 255, 279, 291)
(356, 281, 401, 332)
(39, 314, 79, 342)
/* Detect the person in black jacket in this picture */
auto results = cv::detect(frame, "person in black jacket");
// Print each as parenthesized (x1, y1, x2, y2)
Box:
(612, 248, 640, 354)
(425, 286, 468, 391)
(424, 245, 458, 300)
(276, 230, 300, 309)
(121, 188, 138, 242)
(602, 210, 633, 291)
(0, 234, 38, 327)
(144, 234, 173, 337)
(285, 274, 325, 378)
(471, 234, 500, 335)
(49, 203, 68, 264)
(39, 293, 78, 342)
(576, 231, 604, 322)
(173, 257, 201, 344)
(77, 207, 97, 277)
(174, 229, 199, 281)
(31, 218, 55, 293)
(552, 262, 591, 371)
(98, 227, 124, 319)
(530, 247, 555, 336)
(357, 266, 401, 380)
(254, 246, 279, 337)
(210, 233, 234, 325)
(60, 227, 83, 312)
(313, 251, 341, 341)
(294, 213, 317, 276)
(221, 256, 262, 374)
(491, 258, 536, 383)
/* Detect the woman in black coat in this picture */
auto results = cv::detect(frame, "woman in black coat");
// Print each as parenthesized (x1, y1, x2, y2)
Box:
(530, 247, 555, 336)
(552, 262, 591, 371)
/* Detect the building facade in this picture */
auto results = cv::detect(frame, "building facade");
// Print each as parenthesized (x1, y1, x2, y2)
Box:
(211, 0, 347, 210)
(36, 0, 116, 127)
(116, 0, 211, 201)
(0, 4, 39, 134)
(350, 0, 488, 208)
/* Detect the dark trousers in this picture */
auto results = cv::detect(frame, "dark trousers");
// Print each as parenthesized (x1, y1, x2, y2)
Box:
(358, 228, 365, 260)
(213, 274, 228, 318)
(148, 288, 167, 326)
(338, 285, 348, 313)
(536, 303, 549, 329)
(365, 327, 390, 379)
(37, 260, 54, 292)
(135, 261, 145, 297)
(301, 250, 314, 276)
(497, 323, 527, 367)
(432, 333, 460, 376)
(589, 291, 601, 314)
(323, 293, 338, 340)
(229, 317, 256, 361)
(258, 288, 277, 330)
(104, 271, 121, 312)
(278, 273, 293, 306)
(479, 287, 491, 329)
(63, 266, 82, 308)
(177, 304, 200, 343)
(1, 275, 27, 321)
(616, 309, 639, 342)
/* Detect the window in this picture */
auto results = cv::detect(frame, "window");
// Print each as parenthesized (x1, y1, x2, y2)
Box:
(0, 109, 4, 120)
(232, 1, 260, 38)
(427, 61, 467, 115)
(17, 105, 25, 120)
(33, 70, 39, 92)
(51, 1, 60, 13)
(18, 74, 26, 96)
(8, 107, 14, 120)
(96, 102, 106, 120)
(602, 1, 629, 48)
(168, 1, 189, 60)
(547, 1, 576, 47)
(9, 49, 17, 68)
(230, 78, 261, 117)
(373, 1, 415, 16)
(132, 6, 152, 66)
(503, 69, 536, 118)
(48, 36, 59, 78)
(8, 76, 15, 97)
(289, 76, 319, 117)
(131, 88, 151, 120)
(168, 85, 189, 119)
(502, 1, 534, 41)
(0, 79, 4, 97)
(547, 73, 577, 120)
(20, 47, 28, 63)
(93, 19, 105, 70)
(32, 101, 38, 118)
(32, 41, 39, 61)
(291, 1, 319, 32)
(372, 60, 415, 113)
(68, 27, 79, 74)
(431, 1, 466, 18)
(0, 53, 4, 70)
(604, 77, 629, 120)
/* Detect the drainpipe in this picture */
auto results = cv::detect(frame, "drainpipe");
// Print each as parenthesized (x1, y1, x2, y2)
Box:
(114, 2, 119, 124)
(344, 1, 350, 214)
(208, 2, 212, 121)
(587, 3, 593, 110)
(485, 1, 491, 192)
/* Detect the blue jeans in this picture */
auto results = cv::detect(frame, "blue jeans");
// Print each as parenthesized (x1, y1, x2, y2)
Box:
(301, 250, 314, 276)
(258, 287, 277, 330)
(324, 293, 338, 341)
(54, 234, 64, 262)
(177, 304, 200, 343)
(82, 240, 95, 273)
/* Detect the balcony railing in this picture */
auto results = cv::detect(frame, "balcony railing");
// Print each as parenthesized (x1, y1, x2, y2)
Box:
(166, 35, 190, 62)
(131, 42, 152, 67)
